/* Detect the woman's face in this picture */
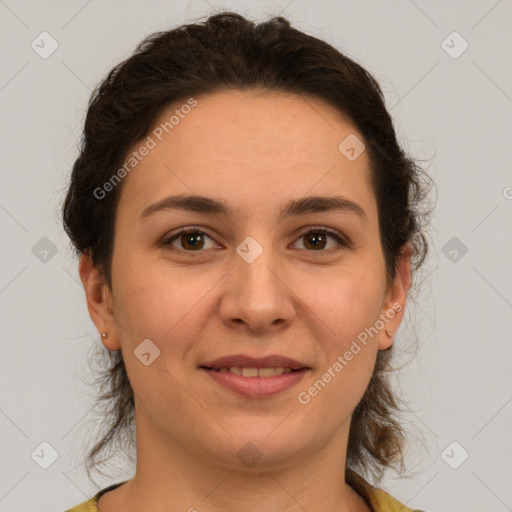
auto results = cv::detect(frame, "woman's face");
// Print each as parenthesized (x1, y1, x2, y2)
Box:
(82, 89, 410, 470)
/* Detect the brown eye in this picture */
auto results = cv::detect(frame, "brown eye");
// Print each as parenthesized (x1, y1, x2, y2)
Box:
(179, 232, 205, 250)
(293, 228, 349, 252)
(303, 231, 328, 250)
(164, 229, 217, 251)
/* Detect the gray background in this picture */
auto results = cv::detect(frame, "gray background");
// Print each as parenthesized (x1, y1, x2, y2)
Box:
(1, 1, 511, 511)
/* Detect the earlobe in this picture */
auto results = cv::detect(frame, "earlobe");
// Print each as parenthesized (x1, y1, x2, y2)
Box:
(78, 251, 121, 351)
(378, 327, 394, 351)
(378, 325, 395, 351)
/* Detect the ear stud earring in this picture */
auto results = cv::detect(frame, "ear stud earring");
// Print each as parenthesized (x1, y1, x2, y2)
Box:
(385, 329, 392, 337)
(101, 332, 108, 338)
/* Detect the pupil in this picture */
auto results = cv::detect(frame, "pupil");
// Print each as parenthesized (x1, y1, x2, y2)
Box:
(307, 232, 325, 250)
(183, 233, 203, 250)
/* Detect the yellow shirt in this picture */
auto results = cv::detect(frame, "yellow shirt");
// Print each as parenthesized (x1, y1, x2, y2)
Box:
(64, 480, 425, 512)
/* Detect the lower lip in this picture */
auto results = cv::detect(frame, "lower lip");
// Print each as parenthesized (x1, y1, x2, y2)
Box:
(201, 368, 309, 398)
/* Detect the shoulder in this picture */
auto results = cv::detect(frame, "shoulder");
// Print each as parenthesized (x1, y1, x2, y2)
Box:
(63, 496, 97, 512)
(367, 485, 427, 512)
(63, 481, 127, 512)
(348, 471, 427, 512)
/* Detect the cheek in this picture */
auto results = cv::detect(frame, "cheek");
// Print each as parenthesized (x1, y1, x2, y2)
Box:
(297, 268, 381, 391)
(112, 256, 215, 340)
(112, 262, 211, 410)
(299, 279, 379, 415)
(305, 265, 385, 341)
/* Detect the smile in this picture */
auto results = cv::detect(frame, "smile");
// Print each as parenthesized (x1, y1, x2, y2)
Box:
(208, 366, 295, 376)
(200, 367, 309, 398)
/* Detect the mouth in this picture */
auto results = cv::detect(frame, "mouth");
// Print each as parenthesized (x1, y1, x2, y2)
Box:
(199, 354, 309, 373)
(200, 366, 304, 377)
(198, 354, 310, 398)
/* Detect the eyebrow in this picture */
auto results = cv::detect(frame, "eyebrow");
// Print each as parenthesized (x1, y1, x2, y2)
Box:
(139, 194, 367, 223)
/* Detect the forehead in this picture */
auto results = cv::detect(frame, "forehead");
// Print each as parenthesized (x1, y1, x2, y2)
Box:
(117, 89, 376, 224)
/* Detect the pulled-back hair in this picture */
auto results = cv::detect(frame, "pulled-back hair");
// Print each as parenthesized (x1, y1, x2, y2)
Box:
(62, 11, 434, 499)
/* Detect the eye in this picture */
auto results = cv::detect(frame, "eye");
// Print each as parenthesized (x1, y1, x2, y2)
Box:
(163, 228, 219, 252)
(292, 228, 350, 252)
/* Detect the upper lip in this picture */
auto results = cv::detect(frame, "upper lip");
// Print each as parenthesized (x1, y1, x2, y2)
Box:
(200, 354, 309, 370)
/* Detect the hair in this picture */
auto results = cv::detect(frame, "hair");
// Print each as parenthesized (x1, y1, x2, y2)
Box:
(62, 10, 434, 501)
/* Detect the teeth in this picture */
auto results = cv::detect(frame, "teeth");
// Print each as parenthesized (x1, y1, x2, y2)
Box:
(242, 367, 259, 377)
(215, 366, 294, 377)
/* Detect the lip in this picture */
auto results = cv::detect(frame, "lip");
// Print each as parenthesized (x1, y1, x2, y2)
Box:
(200, 367, 309, 398)
(200, 354, 309, 371)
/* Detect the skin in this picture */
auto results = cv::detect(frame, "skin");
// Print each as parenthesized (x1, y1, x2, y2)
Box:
(80, 89, 411, 512)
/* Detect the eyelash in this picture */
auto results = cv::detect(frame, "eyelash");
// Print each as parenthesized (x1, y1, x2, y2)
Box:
(162, 226, 352, 254)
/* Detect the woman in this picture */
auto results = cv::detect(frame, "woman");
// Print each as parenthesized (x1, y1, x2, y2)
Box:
(62, 11, 432, 512)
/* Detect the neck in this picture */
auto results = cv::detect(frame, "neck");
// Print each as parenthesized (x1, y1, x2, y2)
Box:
(101, 413, 372, 512)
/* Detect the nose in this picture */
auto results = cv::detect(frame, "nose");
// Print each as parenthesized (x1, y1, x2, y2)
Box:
(219, 241, 296, 333)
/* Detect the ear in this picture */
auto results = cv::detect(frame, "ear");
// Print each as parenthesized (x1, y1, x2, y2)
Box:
(377, 242, 412, 351)
(79, 251, 121, 351)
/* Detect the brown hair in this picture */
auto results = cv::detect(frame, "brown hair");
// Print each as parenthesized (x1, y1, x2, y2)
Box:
(62, 11, 434, 498)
